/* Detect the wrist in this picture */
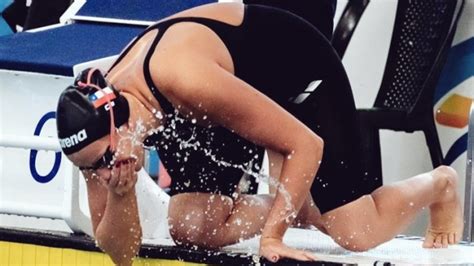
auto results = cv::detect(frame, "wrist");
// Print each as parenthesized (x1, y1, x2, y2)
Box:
(262, 218, 289, 240)
(261, 235, 283, 241)
(261, 228, 284, 241)
(108, 187, 135, 199)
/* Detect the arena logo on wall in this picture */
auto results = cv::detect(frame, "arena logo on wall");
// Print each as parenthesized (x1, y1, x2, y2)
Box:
(435, 36, 474, 165)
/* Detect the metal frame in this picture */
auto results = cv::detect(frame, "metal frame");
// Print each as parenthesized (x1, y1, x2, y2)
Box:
(0, 136, 93, 236)
(463, 104, 474, 242)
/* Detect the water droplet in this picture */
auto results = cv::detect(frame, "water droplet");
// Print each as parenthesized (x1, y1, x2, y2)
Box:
(152, 109, 161, 118)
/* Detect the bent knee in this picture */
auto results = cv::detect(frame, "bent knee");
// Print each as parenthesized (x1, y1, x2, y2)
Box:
(168, 203, 208, 246)
(169, 221, 203, 246)
(168, 193, 234, 248)
(432, 165, 458, 189)
(169, 219, 227, 248)
(433, 165, 458, 180)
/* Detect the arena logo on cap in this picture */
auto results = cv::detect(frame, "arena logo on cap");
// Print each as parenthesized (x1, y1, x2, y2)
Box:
(89, 87, 116, 108)
(60, 129, 88, 148)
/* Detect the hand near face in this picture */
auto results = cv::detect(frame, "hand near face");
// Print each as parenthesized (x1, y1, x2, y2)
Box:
(99, 159, 138, 196)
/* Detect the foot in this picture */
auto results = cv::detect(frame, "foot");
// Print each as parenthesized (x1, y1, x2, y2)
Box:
(423, 166, 464, 248)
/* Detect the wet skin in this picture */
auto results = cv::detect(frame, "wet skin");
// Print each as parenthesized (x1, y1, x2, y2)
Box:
(64, 3, 463, 265)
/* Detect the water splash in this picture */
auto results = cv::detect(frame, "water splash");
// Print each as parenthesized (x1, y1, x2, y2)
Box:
(129, 109, 298, 223)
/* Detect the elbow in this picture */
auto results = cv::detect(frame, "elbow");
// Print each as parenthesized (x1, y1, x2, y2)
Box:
(94, 228, 117, 253)
(288, 131, 324, 160)
(289, 131, 324, 166)
(94, 229, 112, 255)
(313, 134, 324, 154)
(306, 133, 324, 161)
(95, 226, 142, 265)
(301, 133, 324, 173)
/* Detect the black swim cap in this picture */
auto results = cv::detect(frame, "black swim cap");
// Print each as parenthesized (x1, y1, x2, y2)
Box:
(56, 68, 130, 155)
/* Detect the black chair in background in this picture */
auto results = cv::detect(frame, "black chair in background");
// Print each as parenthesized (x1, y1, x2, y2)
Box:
(332, 0, 370, 58)
(2, 0, 71, 32)
(332, 0, 464, 190)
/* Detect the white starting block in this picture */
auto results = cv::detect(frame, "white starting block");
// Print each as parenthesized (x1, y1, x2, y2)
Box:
(0, 0, 224, 238)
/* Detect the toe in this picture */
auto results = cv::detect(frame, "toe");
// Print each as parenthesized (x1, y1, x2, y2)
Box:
(434, 235, 443, 248)
(423, 232, 435, 248)
(441, 234, 448, 248)
(448, 233, 455, 244)
(454, 232, 461, 243)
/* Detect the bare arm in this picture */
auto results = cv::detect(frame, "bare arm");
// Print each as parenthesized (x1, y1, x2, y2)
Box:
(82, 162, 142, 266)
(157, 52, 323, 260)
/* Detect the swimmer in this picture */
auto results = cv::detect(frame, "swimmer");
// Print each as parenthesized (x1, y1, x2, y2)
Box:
(55, 2, 463, 265)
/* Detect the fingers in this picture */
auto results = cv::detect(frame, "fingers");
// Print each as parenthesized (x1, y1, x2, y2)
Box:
(111, 159, 138, 195)
(98, 174, 109, 187)
(276, 248, 317, 262)
(304, 251, 318, 261)
(118, 161, 130, 189)
(264, 248, 317, 262)
(108, 163, 121, 189)
(268, 254, 279, 263)
(260, 239, 317, 263)
(121, 160, 138, 193)
(97, 159, 137, 195)
(126, 164, 138, 191)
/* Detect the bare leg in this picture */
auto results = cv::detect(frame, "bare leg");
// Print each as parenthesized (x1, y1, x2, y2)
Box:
(320, 166, 463, 251)
(168, 190, 323, 248)
(168, 149, 326, 248)
(169, 192, 272, 248)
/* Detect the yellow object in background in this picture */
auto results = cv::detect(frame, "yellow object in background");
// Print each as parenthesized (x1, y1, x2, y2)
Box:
(436, 93, 473, 128)
(0, 241, 205, 266)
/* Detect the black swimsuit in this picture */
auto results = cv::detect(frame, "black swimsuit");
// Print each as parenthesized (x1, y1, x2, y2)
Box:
(109, 5, 373, 214)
